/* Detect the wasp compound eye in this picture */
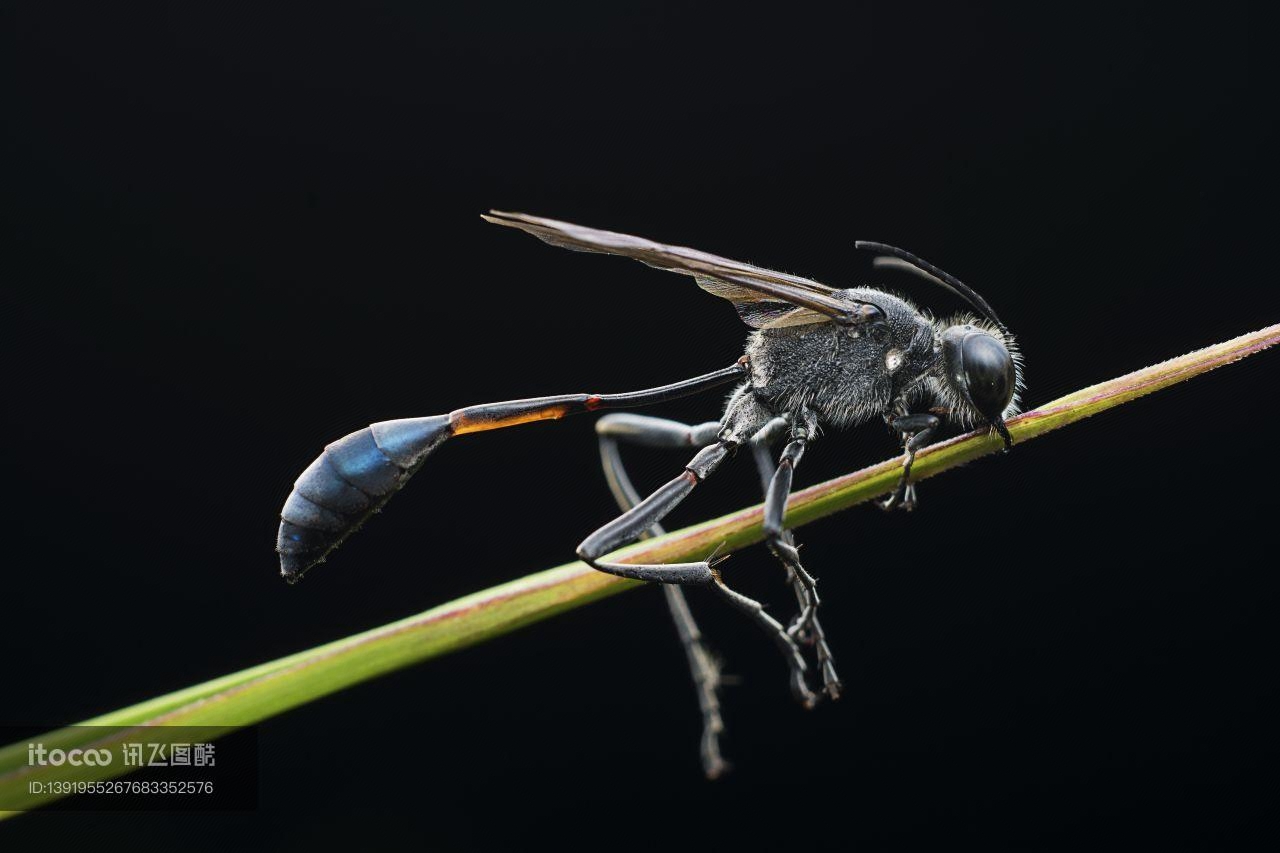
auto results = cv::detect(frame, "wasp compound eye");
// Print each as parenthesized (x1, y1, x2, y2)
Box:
(943, 327, 1016, 423)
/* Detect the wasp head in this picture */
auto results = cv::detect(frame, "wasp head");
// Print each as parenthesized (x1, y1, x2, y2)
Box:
(938, 321, 1021, 449)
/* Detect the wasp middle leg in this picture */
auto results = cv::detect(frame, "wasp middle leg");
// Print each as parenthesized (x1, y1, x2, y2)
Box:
(757, 407, 842, 700)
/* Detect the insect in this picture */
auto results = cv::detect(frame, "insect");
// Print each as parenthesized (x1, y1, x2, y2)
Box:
(276, 211, 1023, 777)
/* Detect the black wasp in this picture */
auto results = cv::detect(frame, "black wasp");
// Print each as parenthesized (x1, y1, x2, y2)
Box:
(277, 211, 1023, 777)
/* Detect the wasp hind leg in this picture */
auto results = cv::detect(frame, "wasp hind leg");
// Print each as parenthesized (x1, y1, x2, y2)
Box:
(755, 409, 842, 701)
(581, 420, 816, 709)
(597, 414, 729, 778)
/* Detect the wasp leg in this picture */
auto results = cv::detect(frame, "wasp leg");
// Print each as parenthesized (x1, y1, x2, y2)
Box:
(578, 441, 730, 584)
(597, 415, 728, 779)
(596, 413, 722, 451)
(749, 418, 816, 640)
(579, 438, 816, 708)
(879, 413, 941, 512)
(759, 409, 842, 701)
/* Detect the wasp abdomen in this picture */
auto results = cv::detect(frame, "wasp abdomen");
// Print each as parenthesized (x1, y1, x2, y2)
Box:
(277, 415, 451, 583)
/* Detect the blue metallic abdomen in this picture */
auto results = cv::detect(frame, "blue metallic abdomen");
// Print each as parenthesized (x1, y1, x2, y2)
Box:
(276, 415, 451, 582)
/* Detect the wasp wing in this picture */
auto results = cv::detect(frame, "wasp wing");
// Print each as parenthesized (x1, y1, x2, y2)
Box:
(688, 275, 830, 329)
(725, 298, 833, 330)
(483, 211, 876, 328)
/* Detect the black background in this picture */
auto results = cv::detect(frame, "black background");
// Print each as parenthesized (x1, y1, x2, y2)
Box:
(3, 2, 1277, 847)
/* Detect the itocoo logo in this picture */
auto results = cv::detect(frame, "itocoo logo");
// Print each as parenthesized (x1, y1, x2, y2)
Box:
(27, 743, 113, 766)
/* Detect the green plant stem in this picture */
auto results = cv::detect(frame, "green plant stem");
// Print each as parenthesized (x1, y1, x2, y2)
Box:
(2, 322, 1277, 816)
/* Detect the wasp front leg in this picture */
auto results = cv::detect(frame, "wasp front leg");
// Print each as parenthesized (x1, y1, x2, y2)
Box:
(879, 412, 941, 512)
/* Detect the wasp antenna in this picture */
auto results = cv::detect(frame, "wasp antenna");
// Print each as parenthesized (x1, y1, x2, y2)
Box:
(856, 240, 1008, 334)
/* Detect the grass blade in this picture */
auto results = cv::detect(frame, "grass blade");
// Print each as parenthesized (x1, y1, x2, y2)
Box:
(2, 322, 1276, 816)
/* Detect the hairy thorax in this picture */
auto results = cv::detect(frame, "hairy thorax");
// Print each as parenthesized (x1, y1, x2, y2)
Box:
(743, 288, 940, 430)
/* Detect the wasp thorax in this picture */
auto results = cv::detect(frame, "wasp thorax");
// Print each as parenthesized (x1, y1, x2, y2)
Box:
(941, 324, 1016, 424)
